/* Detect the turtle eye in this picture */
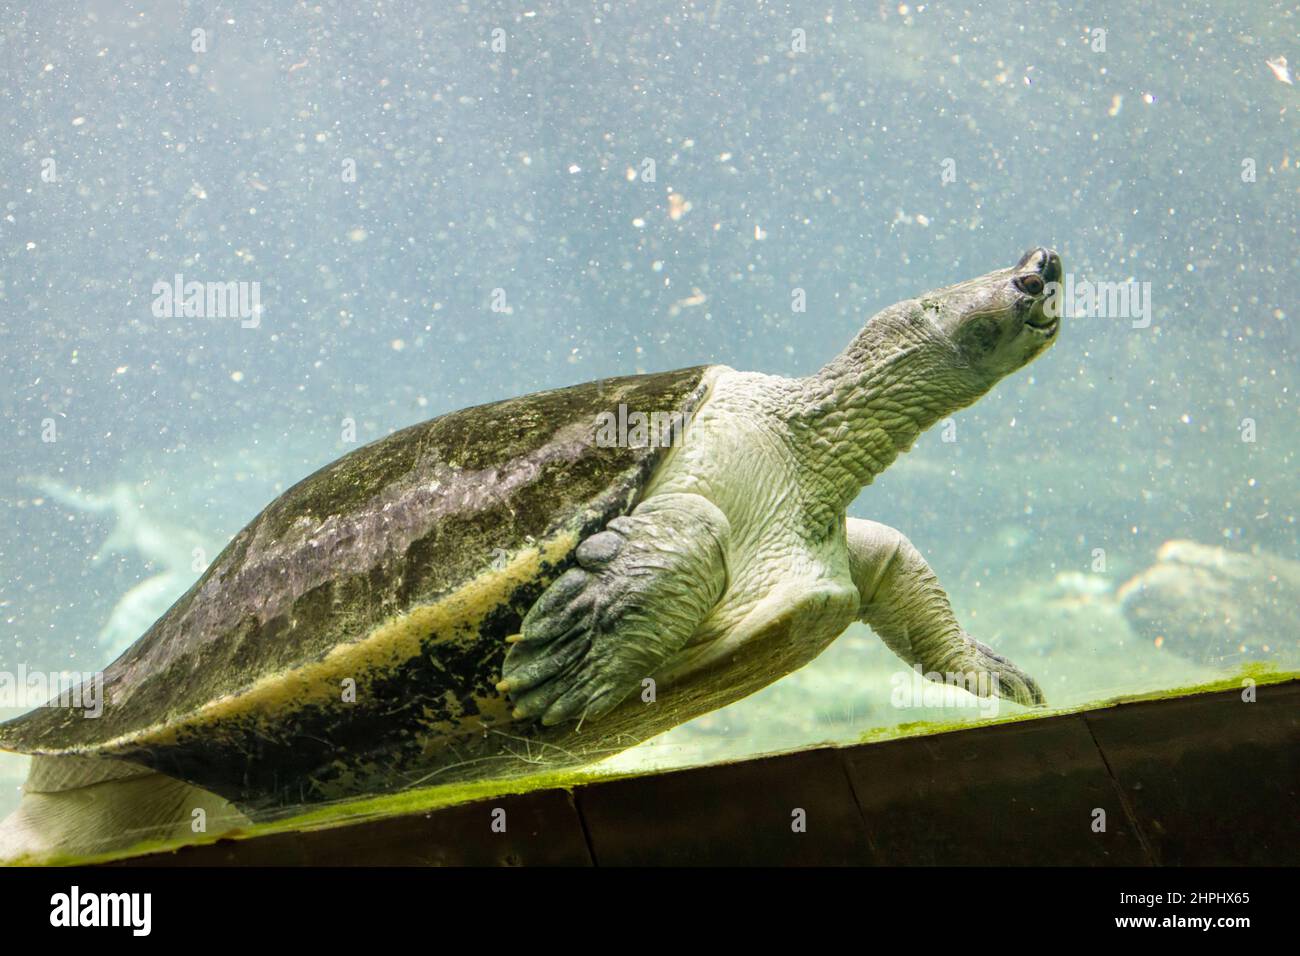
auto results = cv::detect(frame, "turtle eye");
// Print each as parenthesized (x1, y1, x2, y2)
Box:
(1015, 274, 1045, 296)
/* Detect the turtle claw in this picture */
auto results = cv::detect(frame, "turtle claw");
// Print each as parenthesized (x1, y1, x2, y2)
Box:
(995, 669, 1046, 708)
(966, 637, 1046, 707)
(531, 675, 621, 726)
(498, 632, 588, 697)
(511, 568, 591, 645)
(497, 494, 729, 727)
(500, 564, 641, 724)
(508, 660, 619, 726)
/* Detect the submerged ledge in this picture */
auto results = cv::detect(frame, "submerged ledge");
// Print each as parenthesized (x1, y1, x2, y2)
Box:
(43, 666, 1300, 865)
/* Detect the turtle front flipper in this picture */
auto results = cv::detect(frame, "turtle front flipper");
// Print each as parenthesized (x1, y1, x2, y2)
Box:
(846, 517, 1045, 707)
(499, 492, 730, 726)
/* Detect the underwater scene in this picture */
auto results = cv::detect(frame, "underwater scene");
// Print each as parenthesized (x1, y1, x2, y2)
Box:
(0, 0, 1295, 864)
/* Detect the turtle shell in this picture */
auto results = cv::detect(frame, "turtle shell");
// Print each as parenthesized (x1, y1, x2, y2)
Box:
(0, 366, 715, 814)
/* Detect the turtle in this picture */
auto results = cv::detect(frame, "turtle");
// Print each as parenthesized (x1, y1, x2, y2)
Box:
(0, 246, 1063, 862)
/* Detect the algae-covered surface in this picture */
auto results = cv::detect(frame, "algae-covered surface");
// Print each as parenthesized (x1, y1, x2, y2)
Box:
(29, 663, 1296, 866)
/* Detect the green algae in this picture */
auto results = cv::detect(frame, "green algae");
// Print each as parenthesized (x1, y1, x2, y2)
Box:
(851, 662, 1298, 745)
(26, 663, 1298, 866)
(29, 764, 641, 867)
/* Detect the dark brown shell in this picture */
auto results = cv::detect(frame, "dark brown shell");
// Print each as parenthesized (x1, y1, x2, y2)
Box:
(0, 366, 714, 813)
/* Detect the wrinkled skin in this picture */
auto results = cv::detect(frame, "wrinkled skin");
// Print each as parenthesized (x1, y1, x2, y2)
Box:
(501, 247, 1063, 723)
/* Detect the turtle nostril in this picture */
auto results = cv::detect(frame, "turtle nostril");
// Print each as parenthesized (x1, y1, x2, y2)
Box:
(1039, 250, 1062, 285)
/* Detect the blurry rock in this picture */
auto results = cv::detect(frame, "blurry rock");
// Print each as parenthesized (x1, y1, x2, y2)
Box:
(1042, 570, 1113, 604)
(1118, 541, 1300, 665)
(27, 478, 211, 656)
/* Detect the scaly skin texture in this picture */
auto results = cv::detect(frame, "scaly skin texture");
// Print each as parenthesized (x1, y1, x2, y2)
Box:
(502, 492, 730, 724)
(504, 247, 1062, 718)
(847, 518, 1044, 705)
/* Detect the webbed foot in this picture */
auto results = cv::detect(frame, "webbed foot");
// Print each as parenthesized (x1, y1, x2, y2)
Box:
(498, 493, 729, 725)
(957, 636, 1045, 707)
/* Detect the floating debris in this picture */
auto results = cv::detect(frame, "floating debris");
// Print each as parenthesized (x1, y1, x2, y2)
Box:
(667, 192, 691, 221)
(1265, 55, 1292, 85)
(667, 289, 708, 318)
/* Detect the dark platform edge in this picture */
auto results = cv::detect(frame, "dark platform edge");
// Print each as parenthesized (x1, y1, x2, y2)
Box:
(114, 680, 1299, 866)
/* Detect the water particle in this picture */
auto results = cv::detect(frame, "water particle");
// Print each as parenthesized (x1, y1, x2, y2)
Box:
(1265, 55, 1292, 85)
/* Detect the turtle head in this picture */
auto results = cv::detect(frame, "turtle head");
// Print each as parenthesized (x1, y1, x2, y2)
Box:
(927, 246, 1063, 383)
(805, 247, 1066, 506)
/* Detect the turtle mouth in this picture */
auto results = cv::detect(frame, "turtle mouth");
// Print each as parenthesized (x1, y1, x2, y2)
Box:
(1024, 297, 1059, 336)
(1025, 310, 1059, 336)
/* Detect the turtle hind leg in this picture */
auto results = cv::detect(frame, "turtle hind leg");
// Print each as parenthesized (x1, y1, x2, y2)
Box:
(0, 756, 249, 863)
(499, 492, 730, 726)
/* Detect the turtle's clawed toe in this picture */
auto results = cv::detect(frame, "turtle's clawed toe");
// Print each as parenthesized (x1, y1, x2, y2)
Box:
(541, 679, 622, 726)
(498, 494, 730, 727)
(999, 669, 1047, 708)
(967, 637, 1047, 707)
(498, 634, 589, 699)
(497, 556, 627, 723)
(499, 557, 645, 724)
(511, 568, 592, 645)
(503, 640, 617, 724)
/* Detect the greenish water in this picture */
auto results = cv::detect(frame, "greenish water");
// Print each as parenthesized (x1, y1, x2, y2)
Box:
(0, 1, 1295, 850)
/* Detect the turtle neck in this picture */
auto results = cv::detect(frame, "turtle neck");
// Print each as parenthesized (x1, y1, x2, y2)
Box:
(781, 301, 986, 524)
